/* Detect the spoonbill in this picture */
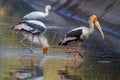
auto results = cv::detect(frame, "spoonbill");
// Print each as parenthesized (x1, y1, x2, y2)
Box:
(59, 15, 104, 62)
(12, 20, 49, 53)
(23, 5, 51, 20)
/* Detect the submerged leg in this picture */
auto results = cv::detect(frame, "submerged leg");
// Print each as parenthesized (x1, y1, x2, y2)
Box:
(75, 52, 79, 68)
(77, 43, 83, 58)
(65, 42, 83, 56)
(19, 33, 33, 51)
(65, 42, 83, 68)
(75, 43, 83, 68)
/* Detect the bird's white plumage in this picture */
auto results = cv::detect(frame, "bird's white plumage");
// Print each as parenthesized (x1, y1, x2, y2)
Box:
(70, 26, 88, 32)
(25, 20, 46, 28)
(20, 24, 33, 31)
(38, 35, 49, 48)
(67, 27, 90, 39)
(23, 5, 51, 20)
(80, 27, 91, 39)
(23, 33, 39, 44)
(62, 37, 76, 44)
(70, 27, 83, 32)
(13, 23, 33, 31)
(23, 33, 50, 48)
(23, 11, 46, 19)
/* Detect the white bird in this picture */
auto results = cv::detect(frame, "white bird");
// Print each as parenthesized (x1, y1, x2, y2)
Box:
(12, 20, 49, 53)
(23, 5, 51, 20)
(59, 15, 104, 63)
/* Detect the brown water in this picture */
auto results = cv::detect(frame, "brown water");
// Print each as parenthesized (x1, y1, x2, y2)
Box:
(0, 17, 120, 80)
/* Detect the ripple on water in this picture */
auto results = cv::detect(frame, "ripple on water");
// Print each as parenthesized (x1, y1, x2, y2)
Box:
(98, 60, 111, 64)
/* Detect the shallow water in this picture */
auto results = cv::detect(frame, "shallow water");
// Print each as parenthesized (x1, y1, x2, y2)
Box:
(0, 17, 120, 80)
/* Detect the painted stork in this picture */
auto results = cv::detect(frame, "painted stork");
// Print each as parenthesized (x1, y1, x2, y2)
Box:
(11, 20, 49, 53)
(23, 5, 51, 20)
(59, 15, 104, 62)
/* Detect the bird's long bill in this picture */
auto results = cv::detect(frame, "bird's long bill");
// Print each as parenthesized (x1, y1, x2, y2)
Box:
(95, 21, 104, 39)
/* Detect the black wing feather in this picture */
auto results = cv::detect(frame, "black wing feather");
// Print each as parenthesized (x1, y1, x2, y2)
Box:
(12, 20, 46, 35)
(66, 29, 82, 39)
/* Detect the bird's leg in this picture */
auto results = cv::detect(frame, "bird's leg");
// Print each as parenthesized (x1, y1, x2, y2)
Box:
(75, 43, 81, 68)
(77, 43, 83, 58)
(19, 33, 33, 52)
(65, 42, 79, 53)
(30, 35, 34, 50)
(65, 42, 73, 53)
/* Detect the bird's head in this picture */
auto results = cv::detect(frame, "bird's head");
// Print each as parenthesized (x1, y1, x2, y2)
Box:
(42, 47, 49, 53)
(46, 5, 51, 10)
(42, 42, 49, 53)
(91, 14, 105, 40)
(38, 35, 50, 53)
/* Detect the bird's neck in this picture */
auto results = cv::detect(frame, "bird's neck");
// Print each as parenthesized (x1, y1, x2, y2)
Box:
(88, 19, 94, 34)
(38, 35, 49, 48)
(44, 8, 49, 16)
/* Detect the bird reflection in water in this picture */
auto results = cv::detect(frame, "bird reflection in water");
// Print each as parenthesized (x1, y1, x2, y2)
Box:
(10, 54, 44, 80)
(10, 66, 44, 80)
(58, 62, 83, 80)
(9, 60, 44, 80)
